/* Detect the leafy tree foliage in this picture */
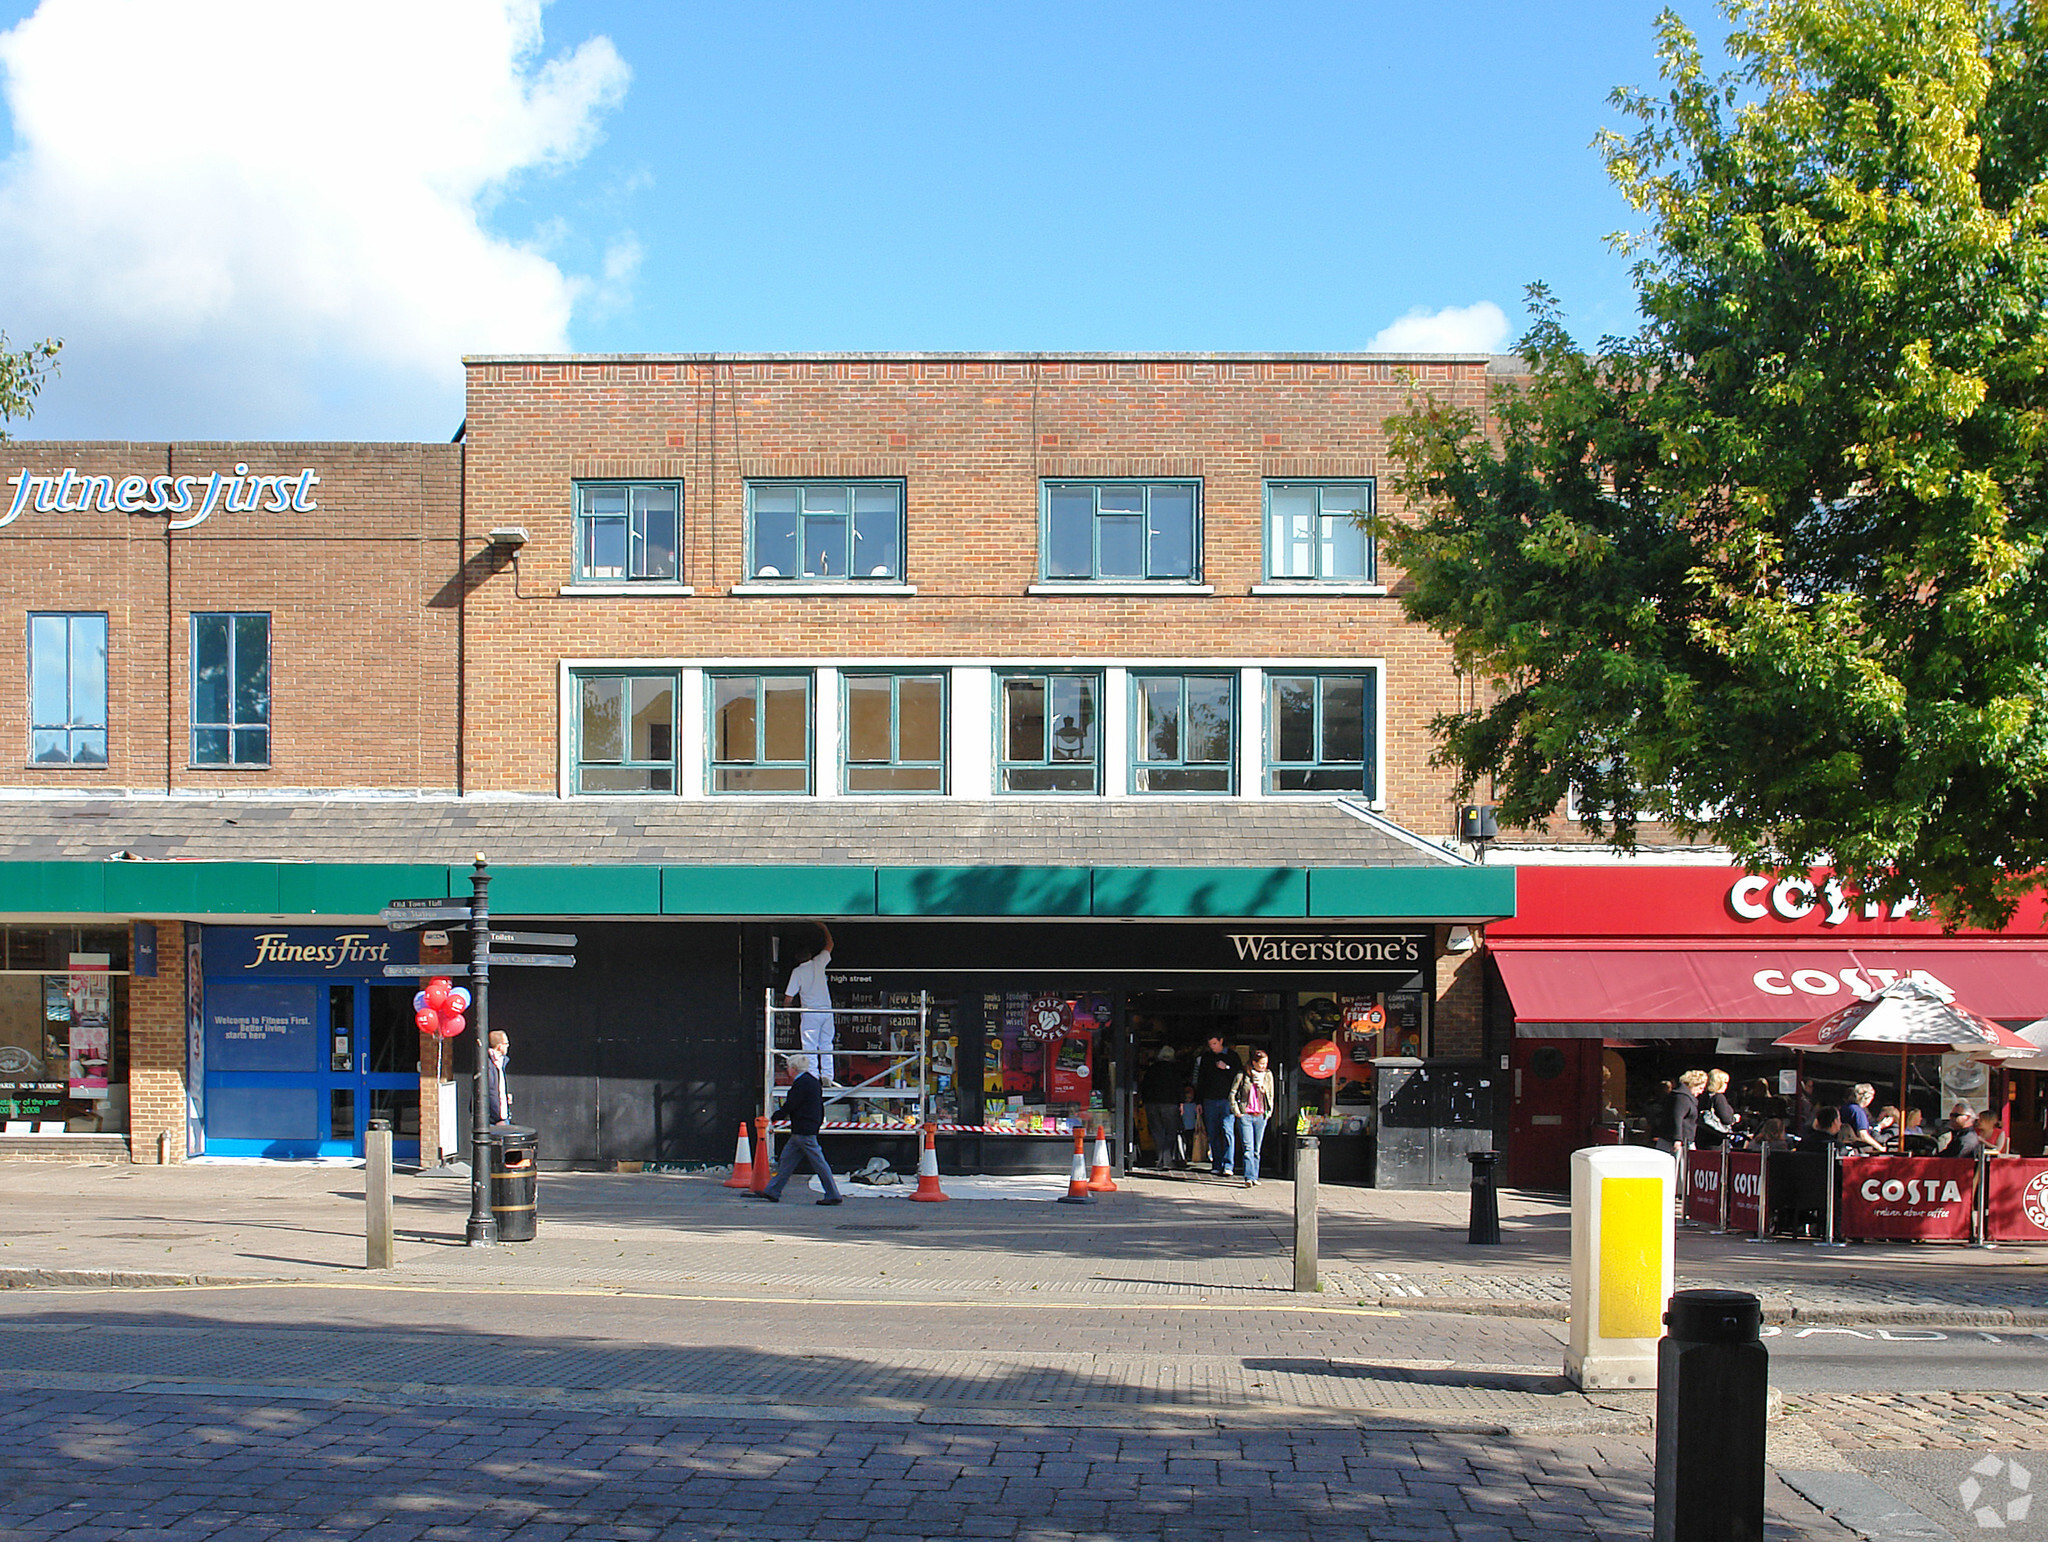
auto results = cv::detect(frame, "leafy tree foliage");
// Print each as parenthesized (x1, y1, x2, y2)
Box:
(0, 332, 59, 440)
(1384, 0, 2048, 927)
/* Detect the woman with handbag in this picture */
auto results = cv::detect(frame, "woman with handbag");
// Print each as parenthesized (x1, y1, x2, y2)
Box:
(1230, 1050, 1277, 1187)
(1694, 1068, 1736, 1150)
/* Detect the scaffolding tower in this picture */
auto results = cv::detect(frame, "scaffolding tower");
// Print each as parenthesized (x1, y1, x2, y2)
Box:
(762, 988, 932, 1133)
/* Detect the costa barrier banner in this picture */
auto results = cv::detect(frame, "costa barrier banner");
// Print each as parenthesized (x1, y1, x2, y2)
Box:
(1837, 1156, 1976, 1241)
(1986, 1159, 2048, 1243)
(1725, 1150, 1764, 1233)
(1684, 1152, 1723, 1226)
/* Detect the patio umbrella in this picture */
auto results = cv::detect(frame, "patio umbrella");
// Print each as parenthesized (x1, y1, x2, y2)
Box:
(1773, 977, 2041, 1133)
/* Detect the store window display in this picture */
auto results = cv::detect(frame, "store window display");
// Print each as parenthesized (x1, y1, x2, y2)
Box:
(0, 926, 131, 1132)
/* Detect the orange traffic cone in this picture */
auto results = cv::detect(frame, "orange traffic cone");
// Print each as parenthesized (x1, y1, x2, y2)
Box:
(1087, 1123, 1117, 1193)
(1056, 1127, 1096, 1204)
(723, 1121, 754, 1189)
(908, 1123, 950, 1203)
(750, 1115, 773, 1194)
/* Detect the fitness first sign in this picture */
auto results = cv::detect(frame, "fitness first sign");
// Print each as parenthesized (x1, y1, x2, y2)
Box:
(4, 464, 321, 532)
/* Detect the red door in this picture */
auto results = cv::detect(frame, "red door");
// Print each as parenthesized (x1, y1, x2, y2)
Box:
(1507, 1037, 1600, 1189)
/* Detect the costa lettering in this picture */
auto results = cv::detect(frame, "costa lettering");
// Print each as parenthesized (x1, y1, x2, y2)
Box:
(1727, 873, 1918, 926)
(1859, 1176, 1968, 1207)
(1752, 964, 1948, 999)
(1226, 933, 1422, 965)
(3, 464, 320, 532)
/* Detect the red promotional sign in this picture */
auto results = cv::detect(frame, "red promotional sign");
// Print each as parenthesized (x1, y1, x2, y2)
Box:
(1684, 1153, 1723, 1226)
(1724, 1151, 1764, 1233)
(1986, 1160, 2048, 1243)
(1837, 1156, 1977, 1242)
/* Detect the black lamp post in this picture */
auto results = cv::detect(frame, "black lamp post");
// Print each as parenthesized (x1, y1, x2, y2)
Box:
(464, 855, 497, 1246)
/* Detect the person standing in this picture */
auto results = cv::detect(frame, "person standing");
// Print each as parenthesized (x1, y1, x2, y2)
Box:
(1694, 1069, 1737, 1150)
(1192, 1034, 1245, 1178)
(783, 922, 837, 1086)
(745, 1055, 843, 1205)
(1654, 1072, 1701, 1157)
(484, 1030, 511, 1125)
(1139, 1046, 1188, 1169)
(1231, 1049, 1277, 1186)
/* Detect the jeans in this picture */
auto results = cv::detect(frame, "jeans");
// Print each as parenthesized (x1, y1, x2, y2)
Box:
(1236, 1114, 1270, 1181)
(1202, 1098, 1235, 1174)
(764, 1133, 841, 1201)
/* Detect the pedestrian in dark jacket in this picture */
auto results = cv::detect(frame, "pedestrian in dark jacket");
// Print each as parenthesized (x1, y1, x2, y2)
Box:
(1192, 1035, 1245, 1177)
(746, 1056, 843, 1204)
(1139, 1046, 1188, 1169)
(1655, 1072, 1701, 1157)
(1693, 1069, 1737, 1150)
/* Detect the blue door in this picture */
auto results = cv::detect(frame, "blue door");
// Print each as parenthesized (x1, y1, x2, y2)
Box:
(204, 981, 420, 1159)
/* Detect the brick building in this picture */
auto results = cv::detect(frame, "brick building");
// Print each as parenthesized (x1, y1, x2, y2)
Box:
(0, 355, 1520, 1182)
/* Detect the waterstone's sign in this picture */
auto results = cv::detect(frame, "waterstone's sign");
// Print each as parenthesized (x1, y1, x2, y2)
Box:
(4, 464, 321, 531)
(1225, 932, 1425, 966)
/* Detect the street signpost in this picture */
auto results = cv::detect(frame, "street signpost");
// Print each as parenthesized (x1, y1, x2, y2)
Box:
(380, 859, 576, 1246)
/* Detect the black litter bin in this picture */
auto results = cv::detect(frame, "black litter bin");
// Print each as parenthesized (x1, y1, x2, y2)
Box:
(490, 1123, 539, 1242)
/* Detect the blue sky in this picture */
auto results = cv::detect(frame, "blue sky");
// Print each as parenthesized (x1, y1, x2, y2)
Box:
(0, 0, 1709, 440)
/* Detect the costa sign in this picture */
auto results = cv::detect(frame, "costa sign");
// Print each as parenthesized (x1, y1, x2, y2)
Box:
(4, 464, 321, 532)
(1837, 1156, 1975, 1241)
(1986, 1161, 2048, 1243)
(1728, 875, 1917, 927)
(1752, 963, 1949, 1001)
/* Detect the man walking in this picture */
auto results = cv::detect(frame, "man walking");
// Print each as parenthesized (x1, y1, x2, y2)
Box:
(1192, 1034, 1245, 1179)
(1139, 1046, 1187, 1169)
(783, 922, 836, 1085)
(746, 1055, 843, 1205)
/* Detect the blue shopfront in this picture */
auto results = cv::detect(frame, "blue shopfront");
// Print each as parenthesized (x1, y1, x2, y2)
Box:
(194, 927, 422, 1158)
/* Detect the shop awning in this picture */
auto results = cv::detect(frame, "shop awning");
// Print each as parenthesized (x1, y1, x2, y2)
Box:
(1493, 943, 2048, 1038)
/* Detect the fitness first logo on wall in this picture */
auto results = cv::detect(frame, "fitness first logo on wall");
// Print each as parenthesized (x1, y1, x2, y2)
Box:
(4, 465, 321, 532)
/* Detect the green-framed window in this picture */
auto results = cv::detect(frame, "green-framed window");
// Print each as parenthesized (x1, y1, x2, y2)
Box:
(711, 672, 812, 793)
(844, 672, 946, 794)
(1265, 672, 1375, 794)
(574, 673, 678, 793)
(191, 612, 271, 767)
(1264, 481, 1374, 581)
(27, 612, 107, 767)
(1041, 481, 1200, 581)
(1131, 673, 1235, 794)
(747, 481, 904, 580)
(998, 671, 1100, 793)
(575, 481, 680, 582)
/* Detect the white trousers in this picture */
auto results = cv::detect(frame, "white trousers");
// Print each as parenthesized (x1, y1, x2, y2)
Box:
(800, 1014, 834, 1082)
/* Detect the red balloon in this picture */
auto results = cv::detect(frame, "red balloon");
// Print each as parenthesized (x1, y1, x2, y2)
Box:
(414, 1008, 438, 1034)
(439, 1012, 466, 1039)
(424, 979, 452, 1010)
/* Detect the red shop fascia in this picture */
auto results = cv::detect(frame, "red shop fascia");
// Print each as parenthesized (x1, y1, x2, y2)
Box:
(1486, 865, 2048, 1188)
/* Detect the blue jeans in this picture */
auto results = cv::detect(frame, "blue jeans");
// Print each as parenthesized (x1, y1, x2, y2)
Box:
(1202, 1098, 1235, 1174)
(1236, 1114, 1270, 1181)
(764, 1133, 841, 1200)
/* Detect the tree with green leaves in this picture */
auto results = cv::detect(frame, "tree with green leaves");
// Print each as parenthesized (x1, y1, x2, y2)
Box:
(1383, 0, 2048, 928)
(0, 332, 59, 440)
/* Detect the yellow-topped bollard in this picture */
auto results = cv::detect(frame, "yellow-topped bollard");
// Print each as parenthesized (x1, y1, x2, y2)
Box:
(1565, 1145, 1676, 1389)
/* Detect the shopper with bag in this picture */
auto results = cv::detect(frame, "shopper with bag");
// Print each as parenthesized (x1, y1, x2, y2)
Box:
(1693, 1068, 1736, 1151)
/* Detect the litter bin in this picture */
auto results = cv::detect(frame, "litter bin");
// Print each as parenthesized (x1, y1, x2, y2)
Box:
(489, 1123, 538, 1242)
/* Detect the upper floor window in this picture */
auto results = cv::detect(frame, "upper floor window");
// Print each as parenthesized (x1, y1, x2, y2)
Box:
(1265, 481, 1374, 582)
(191, 612, 270, 767)
(1266, 671, 1374, 795)
(1131, 673, 1235, 794)
(575, 673, 677, 793)
(711, 672, 811, 792)
(747, 481, 904, 581)
(844, 672, 946, 793)
(27, 612, 107, 767)
(999, 670, 1100, 793)
(575, 482, 679, 582)
(1041, 481, 1200, 582)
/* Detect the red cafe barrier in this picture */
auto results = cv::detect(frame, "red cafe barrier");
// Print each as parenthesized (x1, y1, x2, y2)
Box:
(1836, 1156, 1977, 1242)
(1986, 1158, 2048, 1243)
(1684, 1151, 1724, 1226)
(1724, 1150, 1764, 1234)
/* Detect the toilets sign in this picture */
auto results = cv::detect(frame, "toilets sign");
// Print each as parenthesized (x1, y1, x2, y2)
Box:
(3, 463, 320, 532)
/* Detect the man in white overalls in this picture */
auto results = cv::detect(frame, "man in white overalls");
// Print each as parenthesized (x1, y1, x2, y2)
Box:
(783, 922, 836, 1086)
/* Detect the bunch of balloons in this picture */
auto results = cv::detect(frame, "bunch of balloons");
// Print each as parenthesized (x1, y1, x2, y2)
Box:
(413, 978, 472, 1040)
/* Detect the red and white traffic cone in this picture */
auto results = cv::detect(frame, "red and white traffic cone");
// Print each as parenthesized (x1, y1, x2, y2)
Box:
(1056, 1127, 1095, 1204)
(750, 1115, 773, 1194)
(908, 1122, 950, 1203)
(1087, 1123, 1118, 1193)
(723, 1121, 754, 1190)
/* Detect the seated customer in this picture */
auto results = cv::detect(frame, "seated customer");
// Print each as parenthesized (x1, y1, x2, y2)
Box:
(1936, 1102, 1980, 1159)
(1802, 1105, 1853, 1152)
(1975, 1111, 2009, 1157)
(1838, 1083, 1886, 1154)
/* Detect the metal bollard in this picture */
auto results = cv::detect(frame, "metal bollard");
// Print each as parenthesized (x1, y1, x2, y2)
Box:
(1467, 1150, 1502, 1244)
(1653, 1289, 1767, 1542)
(1293, 1136, 1319, 1292)
(365, 1118, 394, 1270)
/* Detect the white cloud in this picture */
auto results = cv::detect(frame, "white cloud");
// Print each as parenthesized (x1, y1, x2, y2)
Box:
(0, 0, 630, 439)
(1367, 301, 1511, 356)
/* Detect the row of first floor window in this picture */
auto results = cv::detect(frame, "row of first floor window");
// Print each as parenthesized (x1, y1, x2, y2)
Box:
(574, 476, 1376, 587)
(572, 664, 1379, 798)
(27, 612, 269, 768)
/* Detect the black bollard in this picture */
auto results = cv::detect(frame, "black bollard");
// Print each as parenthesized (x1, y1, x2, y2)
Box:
(1466, 1150, 1502, 1244)
(1654, 1289, 1768, 1542)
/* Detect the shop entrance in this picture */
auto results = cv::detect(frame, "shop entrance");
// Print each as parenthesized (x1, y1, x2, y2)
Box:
(1127, 989, 1291, 1175)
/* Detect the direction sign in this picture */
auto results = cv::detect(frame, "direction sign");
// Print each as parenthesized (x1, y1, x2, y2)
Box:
(489, 953, 578, 969)
(490, 931, 576, 948)
(379, 900, 474, 930)
(382, 963, 472, 978)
